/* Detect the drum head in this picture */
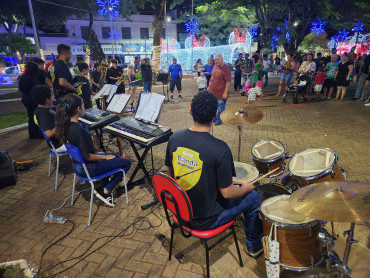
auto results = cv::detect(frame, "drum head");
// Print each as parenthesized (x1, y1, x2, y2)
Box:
(289, 148, 336, 178)
(260, 195, 316, 225)
(252, 139, 285, 161)
(233, 162, 259, 183)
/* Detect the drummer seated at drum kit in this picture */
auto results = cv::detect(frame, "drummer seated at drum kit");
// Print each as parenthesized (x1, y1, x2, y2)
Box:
(165, 91, 264, 258)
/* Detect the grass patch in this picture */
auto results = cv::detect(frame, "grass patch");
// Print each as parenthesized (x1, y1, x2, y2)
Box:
(0, 112, 28, 130)
(0, 263, 28, 278)
(0, 91, 22, 100)
(0, 84, 18, 89)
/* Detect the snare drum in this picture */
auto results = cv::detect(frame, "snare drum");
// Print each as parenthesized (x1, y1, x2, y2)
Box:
(251, 139, 285, 177)
(233, 162, 259, 184)
(260, 195, 322, 270)
(288, 147, 344, 187)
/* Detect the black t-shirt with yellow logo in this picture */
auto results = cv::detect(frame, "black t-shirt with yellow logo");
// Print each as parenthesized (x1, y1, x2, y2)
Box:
(165, 129, 235, 230)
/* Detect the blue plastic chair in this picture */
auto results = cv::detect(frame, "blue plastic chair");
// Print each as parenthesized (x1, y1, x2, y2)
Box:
(39, 127, 68, 190)
(65, 144, 128, 226)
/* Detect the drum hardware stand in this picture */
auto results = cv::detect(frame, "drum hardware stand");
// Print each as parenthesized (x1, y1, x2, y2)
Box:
(237, 125, 242, 161)
(319, 224, 352, 277)
(342, 223, 357, 266)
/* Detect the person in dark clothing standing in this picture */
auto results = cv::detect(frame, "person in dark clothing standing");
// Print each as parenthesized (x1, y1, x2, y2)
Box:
(233, 53, 243, 91)
(46, 43, 77, 101)
(141, 58, 152, 92)
(91, 63, 102, 109)
(32, 57, 47, 85)
(73, 62, 93, 109)
(18, 62, 42, 139)
(106, 59, 125, 94)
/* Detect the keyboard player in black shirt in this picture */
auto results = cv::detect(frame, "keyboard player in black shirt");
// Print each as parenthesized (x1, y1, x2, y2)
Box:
(56, 93, 131, 206)
(46, 43, 77, 101)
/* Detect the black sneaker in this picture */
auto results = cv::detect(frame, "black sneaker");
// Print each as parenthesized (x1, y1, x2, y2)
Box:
(94, 188, 116, 207)
(246, 248, 263, 259)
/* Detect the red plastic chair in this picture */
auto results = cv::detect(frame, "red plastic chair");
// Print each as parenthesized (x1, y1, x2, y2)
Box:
(152, 172, 243, 278)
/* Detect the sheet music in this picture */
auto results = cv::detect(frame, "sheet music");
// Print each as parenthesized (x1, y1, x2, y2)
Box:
(107, 94, 132, 113)
(135, 92, 165, 122)
(106, 85, 118, 103)
(93, 84, 111, 100)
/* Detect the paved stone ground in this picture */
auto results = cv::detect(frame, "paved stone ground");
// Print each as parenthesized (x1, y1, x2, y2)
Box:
(0, 76, 369, 277)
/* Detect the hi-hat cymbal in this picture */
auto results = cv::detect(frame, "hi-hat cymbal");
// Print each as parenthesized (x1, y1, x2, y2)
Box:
(289, 181, 370, 222)
(221, 107, 263, 126)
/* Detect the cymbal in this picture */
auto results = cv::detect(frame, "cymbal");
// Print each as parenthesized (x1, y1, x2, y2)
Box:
(221, 107, 263, 126)
(289, 181, 370, 222)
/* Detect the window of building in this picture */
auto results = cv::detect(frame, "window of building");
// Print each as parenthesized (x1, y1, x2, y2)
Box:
(121, 27, 131, 39)
(102, 27, 111, 39)
(140, 28, 149, 39)
(80, 26, 89, 39)
(161, 28, 166, 39)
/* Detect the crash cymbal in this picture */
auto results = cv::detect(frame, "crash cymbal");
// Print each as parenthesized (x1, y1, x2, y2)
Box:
(221, 107, 263, 126)
(289, 181, 370, 222)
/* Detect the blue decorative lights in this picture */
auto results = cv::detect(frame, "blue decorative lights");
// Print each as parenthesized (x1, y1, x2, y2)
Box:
(96, 0, 119, 21)
(109, 27, 121, 43)
(310, 18, 327, 36)
(353, 21, 364, 34)
(185, 18, 200, 36)
(338, 29, 350, 41)
(248, 23, 258, 38)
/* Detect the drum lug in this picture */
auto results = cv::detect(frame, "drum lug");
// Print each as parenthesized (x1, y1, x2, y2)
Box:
(330, 170, 335, 179)
(309, 225, 312, 236)
(310, 256, 314, 269)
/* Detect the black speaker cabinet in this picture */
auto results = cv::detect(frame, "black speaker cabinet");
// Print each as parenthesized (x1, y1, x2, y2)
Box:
(0, 151, 17, 189)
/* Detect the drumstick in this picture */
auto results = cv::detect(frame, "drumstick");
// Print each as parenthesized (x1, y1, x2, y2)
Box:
(252, 168, 280, 184)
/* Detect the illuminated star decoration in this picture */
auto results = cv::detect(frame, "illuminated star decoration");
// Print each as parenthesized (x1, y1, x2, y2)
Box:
(310, 18, 327, 36)
(96, 0, 119, 21)
(248, 23, 258, 38)
(338, 29, 350, 41)
(285, 18, 290, 42)
(185, 18, 200, 35)
(353, 21, 364, 34)
(271, 34, 279, 51)
(109, 27, 121, 43)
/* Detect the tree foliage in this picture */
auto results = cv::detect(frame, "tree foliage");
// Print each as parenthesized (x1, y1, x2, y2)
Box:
(0, 33, 36, 63)
(194, 1, 255, 45)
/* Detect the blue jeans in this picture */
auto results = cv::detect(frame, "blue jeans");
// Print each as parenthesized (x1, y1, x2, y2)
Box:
(263, 71, 268, 87)
(143, 81, 152, 92)
(215, 99, 227, 122)
(364, 85, 370, 100)
(209, 190, 263, 251)
(73, 153, 131, 193)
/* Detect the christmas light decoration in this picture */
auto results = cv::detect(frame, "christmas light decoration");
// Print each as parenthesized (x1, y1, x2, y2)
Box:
(310, 18, 327, 36)
(109, 27, 121, 43)
(185, 18, 200, 35)
(353, 21, 364, 34)
(161, 27, 252, 70)
(96, 0, 119, 21)
(161, 38, 181, 51)
(338, 29, 350, 41)
(247, 23, 258, 38)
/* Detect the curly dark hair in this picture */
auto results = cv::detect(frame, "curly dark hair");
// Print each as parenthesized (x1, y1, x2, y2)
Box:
(55, 94, 83, 143)
(191, 91, 218, 124)
(32, 85, 51, 105)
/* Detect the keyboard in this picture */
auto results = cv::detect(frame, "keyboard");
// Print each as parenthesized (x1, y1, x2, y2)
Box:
(104, 118, 172, 146)
(79, 108, 120, 130)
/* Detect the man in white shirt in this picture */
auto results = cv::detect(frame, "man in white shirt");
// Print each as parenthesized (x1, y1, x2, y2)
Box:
(262, 54, 272, 87)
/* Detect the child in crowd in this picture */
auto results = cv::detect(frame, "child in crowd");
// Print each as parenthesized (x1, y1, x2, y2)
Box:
(241, 76, 252, 96)
(248, 83, 258, 107)
(196, 70, 207, 93)
(32, 85, 66, 152)
(314, 66, 327, 101)
(256, 76, 264, 98)
(72, 62, 93, 109)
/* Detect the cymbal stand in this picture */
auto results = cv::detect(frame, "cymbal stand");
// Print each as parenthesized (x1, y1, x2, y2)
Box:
(237, 125, 242, 161)
(343, 223, 357, 266)
(318, 223, 352, 277)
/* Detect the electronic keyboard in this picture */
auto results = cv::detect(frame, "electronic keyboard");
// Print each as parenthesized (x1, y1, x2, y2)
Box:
(79, 108, 120, 130)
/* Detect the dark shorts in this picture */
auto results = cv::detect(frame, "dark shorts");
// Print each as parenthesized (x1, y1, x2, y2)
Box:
(170, 78, 182, 91)
(323, 78, 336, 88)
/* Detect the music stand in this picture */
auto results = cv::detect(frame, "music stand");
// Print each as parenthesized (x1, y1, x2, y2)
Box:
(157, 72, 172, 104)
(106, 94, 132, 114)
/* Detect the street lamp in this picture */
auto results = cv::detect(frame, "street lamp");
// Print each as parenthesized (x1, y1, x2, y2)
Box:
(167, 17, 171, 69)
(293, 22, 298, 27)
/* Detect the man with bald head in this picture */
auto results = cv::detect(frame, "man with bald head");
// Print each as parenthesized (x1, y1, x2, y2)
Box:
(208, 54, 231, 125)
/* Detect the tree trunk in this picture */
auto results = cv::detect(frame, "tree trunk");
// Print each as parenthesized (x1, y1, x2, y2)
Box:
(85, 11, 94, 65)
(151, 0, 166, 73)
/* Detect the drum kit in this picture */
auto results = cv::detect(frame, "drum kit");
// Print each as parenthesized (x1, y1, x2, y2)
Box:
(223, 108, 370, 277)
